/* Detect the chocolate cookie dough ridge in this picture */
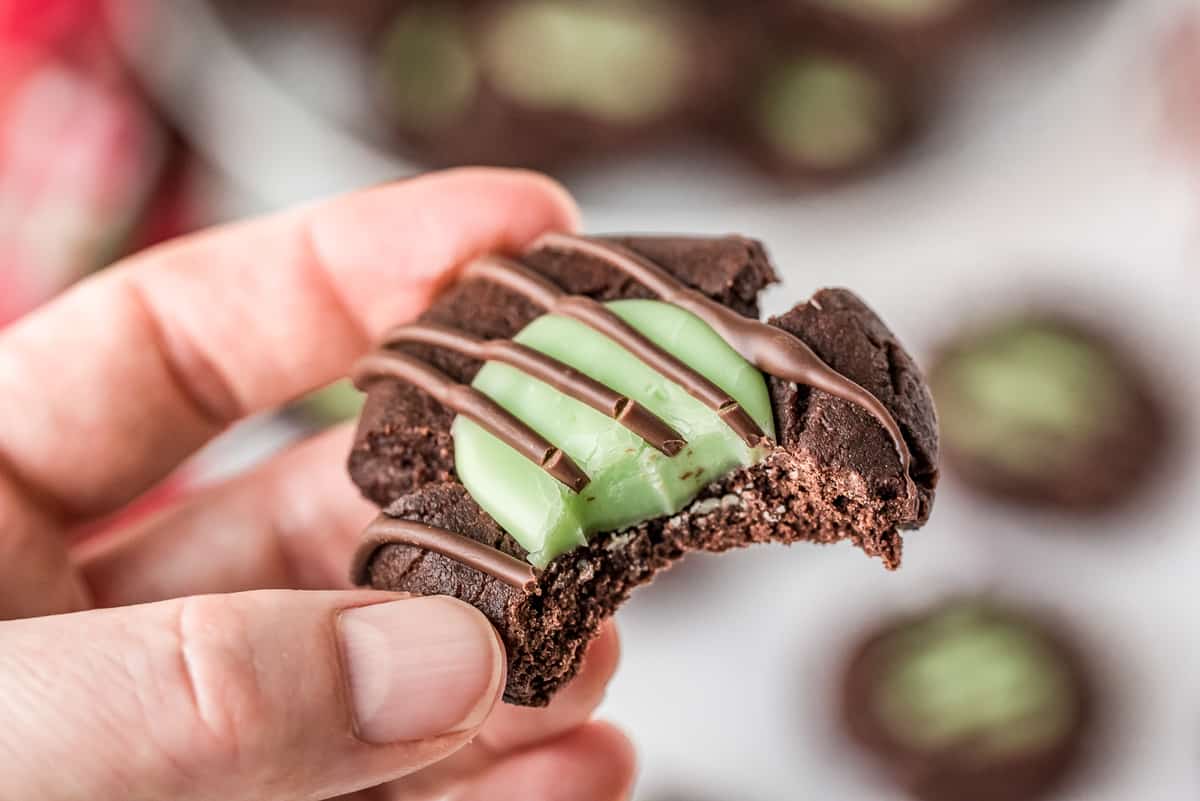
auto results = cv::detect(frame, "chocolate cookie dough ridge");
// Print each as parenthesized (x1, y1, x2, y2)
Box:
(351, 235, 919, 586)
(534, 233, 916, 500)
(353, 516, 536, 590)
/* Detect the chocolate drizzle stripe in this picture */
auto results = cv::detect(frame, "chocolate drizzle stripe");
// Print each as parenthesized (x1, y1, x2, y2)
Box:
(352, 515, 536, 589)
(533, 233, 917, 501)
(352, 351, 590, 493)
(464, 255, 766, 448)
(382, 323, 686, 456)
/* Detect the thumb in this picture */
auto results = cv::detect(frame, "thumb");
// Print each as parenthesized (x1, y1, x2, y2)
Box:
(0, 591, 505, 801)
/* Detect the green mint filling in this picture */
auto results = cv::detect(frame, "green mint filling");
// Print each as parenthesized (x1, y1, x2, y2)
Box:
(756, 56, 891, 169)
(935, 323, 1126, 475)
(481, 1, 687, 123)
(874, 605, 1076, 759)
(299, 380, 364, 423)
(809, 0, 962, 23)
(453, 299, 775, 568)
(376, 8, 478, 131)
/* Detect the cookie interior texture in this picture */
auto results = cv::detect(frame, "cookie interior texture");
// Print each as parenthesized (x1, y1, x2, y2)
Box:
(349, 236, 938, 705)
(456, 297, 776, 567)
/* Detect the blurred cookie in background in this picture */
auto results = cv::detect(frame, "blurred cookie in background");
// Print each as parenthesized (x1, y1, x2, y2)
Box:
(779, 0, 1001, 71)
(840, 599, 1093, 801)
(197, 0, 1117, 187)
(723, 29, 927, 183)
(929, 312, 1171, 511)
(370, 0, 737, 170)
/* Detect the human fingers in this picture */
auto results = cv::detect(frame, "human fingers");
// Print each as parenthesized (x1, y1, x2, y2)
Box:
(478, 623, 621, 752)
(79, 425, 372, 606)
(0, 591, 504, 801)
(449, 723, 636, 801)
(387, 623, 623, 798)
(0, 167, 576, 618)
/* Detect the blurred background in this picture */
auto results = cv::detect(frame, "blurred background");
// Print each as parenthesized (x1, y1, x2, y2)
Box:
(2, 0, 1198, 798)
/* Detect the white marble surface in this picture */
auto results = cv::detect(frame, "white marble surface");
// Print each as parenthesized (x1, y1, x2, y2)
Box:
(131, 0, 1200, 797)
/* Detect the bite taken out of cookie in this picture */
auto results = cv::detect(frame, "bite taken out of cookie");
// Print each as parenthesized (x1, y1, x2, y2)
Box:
(347, 234, 939, 706)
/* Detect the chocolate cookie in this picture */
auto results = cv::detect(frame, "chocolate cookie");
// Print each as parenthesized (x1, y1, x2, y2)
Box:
(929, 313, 1169, 510)
(723, 16, 928, 182)
(841, 599, 1092, 801)
(782, 0, 999, 68)
(348, 234, 938, 706)
(370, 0, 734, 170)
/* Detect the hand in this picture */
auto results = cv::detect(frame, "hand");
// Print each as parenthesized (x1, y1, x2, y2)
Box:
(0, 169, 635, 801)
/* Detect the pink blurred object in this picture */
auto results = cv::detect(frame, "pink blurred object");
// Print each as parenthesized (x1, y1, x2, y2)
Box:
(0, 0, 104, 49)
(0, 0, 180, 329)
(74, 471, 193, 545)
(1158, 10, 1200, 166)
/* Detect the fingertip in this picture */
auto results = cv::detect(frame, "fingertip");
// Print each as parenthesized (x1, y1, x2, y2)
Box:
(536, 721, 639, 801)
(339, 595, 506, 744)
(554, 622, 622, 714)
(496, 168, 583, 233)
(416, 167, 582, 234)
(478, 622, 621, 752)
(590, 722, 639, 801)
(587, 622, 622, 682)
(308, 168, 581, 337)
(456, 721, 638, 801)
(574, 720, 638, 785)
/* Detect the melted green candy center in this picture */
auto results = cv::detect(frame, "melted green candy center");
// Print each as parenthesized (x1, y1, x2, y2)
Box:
(482, 1, 688, 123)
(756, 56, 891, 170)
(874, 605, 1076, 759)
(934, 322, 1126, 475)
(453, 299, 775, 568)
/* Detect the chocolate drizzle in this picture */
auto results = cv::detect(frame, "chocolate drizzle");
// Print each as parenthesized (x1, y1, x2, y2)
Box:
(381, 323, 685, 456)
(353, 351, 590, 493)
(351, 234, 919, 587)
(534, 233, 916, 500)
(353, 515, 536, 589)
(463, 256, 766, 447)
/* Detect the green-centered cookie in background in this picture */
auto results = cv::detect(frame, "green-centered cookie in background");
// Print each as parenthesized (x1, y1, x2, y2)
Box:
(453, 299, 774, 567)
(481, 1, 689, 124)
(842, 599, 1092, 801)
(873, 603, 1077, 760)
(930, 314, 1169, 509)
(375, 6, 479, 131)
(805, 0, 966, 24)
(754, 54, 898, 173)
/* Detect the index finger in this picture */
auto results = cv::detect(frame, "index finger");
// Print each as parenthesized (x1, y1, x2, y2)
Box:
(0, 168, 578, 523)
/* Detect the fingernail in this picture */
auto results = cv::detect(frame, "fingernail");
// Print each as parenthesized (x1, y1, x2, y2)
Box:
(339, 596, 504, 743)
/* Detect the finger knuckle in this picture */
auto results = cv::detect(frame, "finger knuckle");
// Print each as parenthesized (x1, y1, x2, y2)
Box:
(171, 595, 270, 768)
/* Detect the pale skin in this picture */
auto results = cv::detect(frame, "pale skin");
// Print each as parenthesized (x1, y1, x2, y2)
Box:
(0, 168, 635, 801)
